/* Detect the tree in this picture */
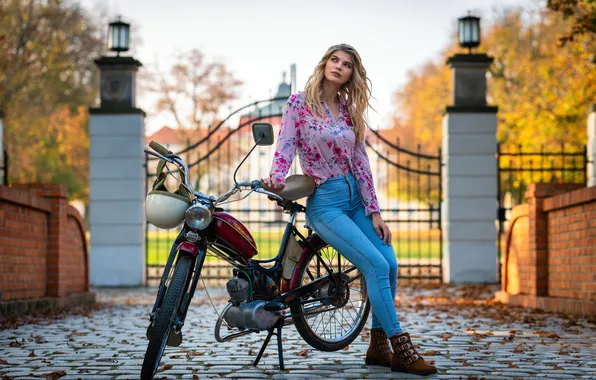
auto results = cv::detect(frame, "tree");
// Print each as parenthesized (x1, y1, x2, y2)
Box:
(389, 6, 596, 150)
(0, 0, 104, 200)
(148, 49, 242, 134)
(547, 0, 596, 45)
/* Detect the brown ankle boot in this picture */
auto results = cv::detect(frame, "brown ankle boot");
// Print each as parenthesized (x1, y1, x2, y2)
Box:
(365, 328, 392, 367)
(389, 332, 438, 375)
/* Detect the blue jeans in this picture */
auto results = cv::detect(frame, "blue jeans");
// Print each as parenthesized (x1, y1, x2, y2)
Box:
(305, 173, 403, 337)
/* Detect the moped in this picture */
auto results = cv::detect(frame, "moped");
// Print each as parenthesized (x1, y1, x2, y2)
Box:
(141, 122, 370, 379)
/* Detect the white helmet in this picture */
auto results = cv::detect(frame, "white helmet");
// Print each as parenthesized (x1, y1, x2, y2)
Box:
(145, 191, 191, 229)
(145, 158, 192, 229)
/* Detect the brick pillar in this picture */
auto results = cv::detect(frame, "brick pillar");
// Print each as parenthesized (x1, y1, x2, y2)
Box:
(525, 184, 549, 296)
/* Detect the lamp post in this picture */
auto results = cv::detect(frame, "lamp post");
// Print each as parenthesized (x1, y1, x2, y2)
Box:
(89, 18, 145, 287)
(107, 18, 130, 57)
(458, 12, 481, 54)
(441, 12, 498, 284)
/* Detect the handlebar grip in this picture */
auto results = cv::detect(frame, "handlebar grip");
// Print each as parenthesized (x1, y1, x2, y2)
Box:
(149, 141, 171, 156)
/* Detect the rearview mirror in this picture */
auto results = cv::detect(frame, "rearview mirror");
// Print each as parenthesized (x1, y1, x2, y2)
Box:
(252, 122, 274, 146)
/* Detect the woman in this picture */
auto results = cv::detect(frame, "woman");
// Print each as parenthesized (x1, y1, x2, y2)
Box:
(262, 44, 437, 376)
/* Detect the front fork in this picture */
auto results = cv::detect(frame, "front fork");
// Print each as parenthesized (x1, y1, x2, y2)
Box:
(150, 235, 208, 334)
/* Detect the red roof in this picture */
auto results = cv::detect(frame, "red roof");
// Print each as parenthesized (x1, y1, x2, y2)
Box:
(145, 126, 229, 145)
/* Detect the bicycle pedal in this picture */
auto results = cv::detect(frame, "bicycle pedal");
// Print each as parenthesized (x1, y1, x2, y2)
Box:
(167, 330, 183, 347)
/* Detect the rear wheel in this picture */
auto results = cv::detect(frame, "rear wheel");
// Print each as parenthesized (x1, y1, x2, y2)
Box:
(290, 243, 370, 351)
(141, 255, 192, 380)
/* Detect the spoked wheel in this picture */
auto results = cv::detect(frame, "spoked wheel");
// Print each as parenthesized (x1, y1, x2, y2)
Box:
(290, 244, 370, 351)
(141, 255, 192, 380)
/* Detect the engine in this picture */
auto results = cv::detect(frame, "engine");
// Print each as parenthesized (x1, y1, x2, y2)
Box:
(223, 277, 283, 331)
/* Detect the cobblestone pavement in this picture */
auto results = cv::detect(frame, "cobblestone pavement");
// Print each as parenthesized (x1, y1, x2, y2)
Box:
(1, 284, 595, 379)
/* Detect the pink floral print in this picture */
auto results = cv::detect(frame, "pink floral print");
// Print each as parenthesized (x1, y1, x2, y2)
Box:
(269, 92, 380, 216)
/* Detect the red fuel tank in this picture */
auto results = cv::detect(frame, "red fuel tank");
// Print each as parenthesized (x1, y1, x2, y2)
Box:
(208, 211, 257, 260)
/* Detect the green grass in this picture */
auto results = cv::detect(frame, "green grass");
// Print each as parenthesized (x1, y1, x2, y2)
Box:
(145, 229, 442, 266)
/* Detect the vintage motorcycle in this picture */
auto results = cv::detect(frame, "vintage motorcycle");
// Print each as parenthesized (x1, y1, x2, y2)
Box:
(141, 122, 370, 379)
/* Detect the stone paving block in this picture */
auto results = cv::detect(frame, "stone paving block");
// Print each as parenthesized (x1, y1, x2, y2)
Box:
(365, 373, 419, 379)
(225, 373, 273, 378)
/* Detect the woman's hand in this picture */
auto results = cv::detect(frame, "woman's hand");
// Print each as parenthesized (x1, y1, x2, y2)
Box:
(371, 212, 392, 245)
(261, 177, 286, 194)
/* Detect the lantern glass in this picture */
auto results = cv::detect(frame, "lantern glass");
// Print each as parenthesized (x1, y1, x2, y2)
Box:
(107, 20, 130, 53)
(458, 14, 480, 50)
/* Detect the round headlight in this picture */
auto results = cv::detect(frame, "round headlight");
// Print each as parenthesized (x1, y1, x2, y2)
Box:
(185, 203, 212, 230)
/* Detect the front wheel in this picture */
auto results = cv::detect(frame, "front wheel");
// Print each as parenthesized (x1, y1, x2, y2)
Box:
(290, 243, 370, 351)
(141, 255, 192, 380)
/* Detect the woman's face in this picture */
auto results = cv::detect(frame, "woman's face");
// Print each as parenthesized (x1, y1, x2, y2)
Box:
(324, 50, 353, 87)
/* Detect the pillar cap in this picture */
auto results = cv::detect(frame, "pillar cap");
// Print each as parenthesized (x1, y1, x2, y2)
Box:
(94, 56, 142, 69)
(89, 107, 146, 117)
(446, 53, 494, 67)
(445, 105, 498, 114)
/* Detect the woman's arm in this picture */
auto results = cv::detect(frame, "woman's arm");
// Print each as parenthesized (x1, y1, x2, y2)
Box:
(269, 94, 302, 183)
(352, 140, 380, 217)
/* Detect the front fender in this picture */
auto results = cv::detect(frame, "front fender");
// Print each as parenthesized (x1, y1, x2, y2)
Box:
(178, 241, 199, 256)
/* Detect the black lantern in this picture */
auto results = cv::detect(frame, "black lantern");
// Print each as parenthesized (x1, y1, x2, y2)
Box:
(458, 12, 480, 53)
(108, 18, 130, 56)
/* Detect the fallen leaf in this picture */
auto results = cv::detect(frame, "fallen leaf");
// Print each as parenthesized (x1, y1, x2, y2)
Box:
(508, 363, 519, 368)
(28, 351, 36, 357)
(0, 358, 8, 364)
(422, 350, 438, 356)
(159, 364, 173, 371)
(439, 333, 453, 341)
(28, 370, 66, 380)
(297, 349, 310, 357)
(553, 364, 565, 370)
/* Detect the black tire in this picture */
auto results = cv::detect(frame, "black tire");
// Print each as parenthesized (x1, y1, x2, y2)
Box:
(141, 255, 192, 380)
(290, 243, 370, 351)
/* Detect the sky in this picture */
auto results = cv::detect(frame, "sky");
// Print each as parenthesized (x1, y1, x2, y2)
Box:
(79, 0, 537, 135)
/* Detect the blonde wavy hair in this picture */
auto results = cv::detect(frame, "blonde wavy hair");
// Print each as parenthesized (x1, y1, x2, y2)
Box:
(303, 43, 374, 144)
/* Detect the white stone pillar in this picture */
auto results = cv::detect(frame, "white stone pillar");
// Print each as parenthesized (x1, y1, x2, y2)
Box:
(89, 56, 145, 286)
(442, 54, 498, 283)
(588, 105, 596, 187)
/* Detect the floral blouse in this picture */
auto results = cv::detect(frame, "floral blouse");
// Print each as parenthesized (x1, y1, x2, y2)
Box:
(269, 92, 380, 216)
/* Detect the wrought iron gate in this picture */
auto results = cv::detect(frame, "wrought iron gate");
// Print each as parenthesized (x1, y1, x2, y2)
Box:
(496, 143, 587, 260)
(145, 96, 443, 285)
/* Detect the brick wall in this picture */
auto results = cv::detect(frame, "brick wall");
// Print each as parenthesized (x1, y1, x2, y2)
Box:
(497, 183, 596, 315)
(544, 186, 596, 301)
(0, 184, 94, 315)
(0, 187, 50, 300)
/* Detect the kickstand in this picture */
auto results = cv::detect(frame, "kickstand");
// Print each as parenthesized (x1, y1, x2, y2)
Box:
(253, 319, 285, 370)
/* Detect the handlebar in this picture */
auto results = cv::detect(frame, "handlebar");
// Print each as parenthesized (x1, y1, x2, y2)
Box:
(146, 141, 284, 206)
(149, 141, 171, 156)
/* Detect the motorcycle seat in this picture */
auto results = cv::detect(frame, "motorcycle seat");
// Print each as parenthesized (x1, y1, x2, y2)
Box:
(278, 174, 316, 201)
